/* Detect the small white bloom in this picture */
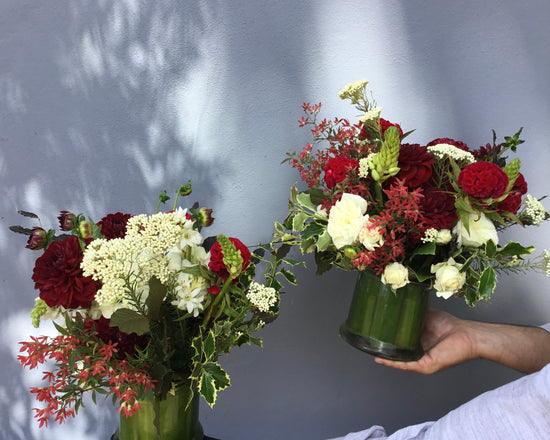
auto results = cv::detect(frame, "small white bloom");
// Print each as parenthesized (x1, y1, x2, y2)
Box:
(422, 228, 452, 245)
(338, 79, 369, 101)
(523, 194, 547, 225)
(453, 212, 498, 248)
(431, 257, 466, 299)
(358, 217, 384, 251)
(381, 262, 409, 290)
(427, 144, 475, 164)
(358, 157, 370, 179)
(246, 281, 278, 312)
(327, 193, 369, 249)
(359, 107, 382, 124)
(316, 206, 328, 218)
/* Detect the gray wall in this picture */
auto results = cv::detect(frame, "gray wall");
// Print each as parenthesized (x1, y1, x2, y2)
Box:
(1, 1, 550, 439)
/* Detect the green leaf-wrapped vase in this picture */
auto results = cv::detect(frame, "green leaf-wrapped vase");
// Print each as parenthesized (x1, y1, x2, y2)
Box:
(340, 270, 429, 361)
(114, 388, 203, 440)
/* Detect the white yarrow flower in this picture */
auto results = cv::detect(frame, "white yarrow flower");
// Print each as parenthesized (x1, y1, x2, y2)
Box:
(523, 194, 547, 225)
(427, 144, 475, 164)
(246, 281, 278, 313)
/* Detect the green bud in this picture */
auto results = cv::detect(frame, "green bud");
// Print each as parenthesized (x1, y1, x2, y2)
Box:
(79, 220, 92, 239)
(342, 246, 358, 259)
(195, 207, 214, 227)
(177, 181, 193, 197)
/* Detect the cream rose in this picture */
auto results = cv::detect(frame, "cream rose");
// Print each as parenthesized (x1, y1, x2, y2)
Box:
(327, 193, 368, 249)
(381, 262, 409, 290)
(358, 217, 384, 251)
(431, 257, 466, 299)
(453, 211, 498, 247)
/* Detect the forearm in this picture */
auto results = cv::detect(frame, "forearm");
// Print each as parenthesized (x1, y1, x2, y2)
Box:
(468, 321, 550, 374)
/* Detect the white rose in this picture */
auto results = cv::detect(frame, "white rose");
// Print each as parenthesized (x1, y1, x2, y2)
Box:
(358, 217, 384, 251)
(381, 262, 409, 290)
(453, 212, 498, 247)
(327, 193, 368, 249)
(431, 257, 466, 299)
(435, 229, 452, 245)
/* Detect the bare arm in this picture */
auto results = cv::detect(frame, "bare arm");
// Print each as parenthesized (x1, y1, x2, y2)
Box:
(375, 310, 550, 374)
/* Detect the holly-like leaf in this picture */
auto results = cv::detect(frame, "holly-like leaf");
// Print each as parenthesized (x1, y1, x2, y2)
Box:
(497, 241, 535, 257)
(280, 268, 297, 285)
(296, 192, 316, 210)
(411, 242, 436, 258)
(110, 309, 150, 335)
(199, 362, 231, 407)
(292, 212, 308, 232)
(203, 331, 216, 361)
(479, 266, 497, 301)
(485, 240, 497, 259)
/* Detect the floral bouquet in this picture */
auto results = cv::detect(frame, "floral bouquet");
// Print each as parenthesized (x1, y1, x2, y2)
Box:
(12, 183, 299, 437)
(274, 79, 550, 360)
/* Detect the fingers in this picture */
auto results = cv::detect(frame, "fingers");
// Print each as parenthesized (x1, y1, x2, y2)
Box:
(373, 356, 437, 375)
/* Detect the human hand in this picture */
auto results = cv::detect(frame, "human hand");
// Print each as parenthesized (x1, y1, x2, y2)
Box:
(374, 310, 478, 374)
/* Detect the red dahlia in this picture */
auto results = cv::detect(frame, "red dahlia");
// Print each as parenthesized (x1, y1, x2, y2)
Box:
(32, 235, 100, 309)
(98, 212, 132, 239)
(389, 144, 434, 188)
(421, 187, 458, 229)
(457, 161, 509, 199)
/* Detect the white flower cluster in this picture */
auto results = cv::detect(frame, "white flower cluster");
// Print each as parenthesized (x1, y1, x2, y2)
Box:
(358, 157, 371, 179)
(359, 107, 382, 124)
(421, 228, 452, 245)
(81, 208, 210, 318)
(246, 281, 277, 313)
(427, 143, 475, 164)
(338, 79, 369, 102)
(523, 194, 547, 225)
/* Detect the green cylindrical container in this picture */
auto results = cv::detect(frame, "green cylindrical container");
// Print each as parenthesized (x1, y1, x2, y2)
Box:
(115, 389, 203, 440)
(340, 270, 430, 361)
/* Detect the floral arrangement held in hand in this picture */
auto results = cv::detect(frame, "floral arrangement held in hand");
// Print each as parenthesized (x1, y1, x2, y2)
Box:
(276, 79, 550, 305)
(13, 183, 299, 428)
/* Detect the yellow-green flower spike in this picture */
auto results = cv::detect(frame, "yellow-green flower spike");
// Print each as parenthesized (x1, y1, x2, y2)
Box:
(503, 157, 521, 192)
(218, 235, 244, 279)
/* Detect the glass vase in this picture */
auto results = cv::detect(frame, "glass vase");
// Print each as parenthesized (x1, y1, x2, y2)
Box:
(340, 270, 429, 361)
(114, 388, 204, 440)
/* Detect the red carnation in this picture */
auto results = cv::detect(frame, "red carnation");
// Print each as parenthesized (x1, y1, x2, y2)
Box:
(208, 237, 251, 282)
(389, 144, 434, 188)
(32, 236, 100, 309)
(380, 118, 403, 137)
(323, 156, 359, 189)
(98, 212, 132, 239)
(427, 137, 470, 152)
(84, 316, 148, 358)
(457, 161, 509, 199)
(421, 187, 458, 229)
